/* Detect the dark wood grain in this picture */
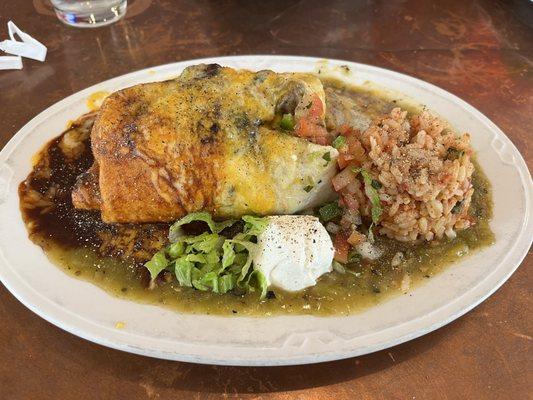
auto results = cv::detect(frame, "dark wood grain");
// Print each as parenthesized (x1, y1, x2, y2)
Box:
(0, 1, 531, 399)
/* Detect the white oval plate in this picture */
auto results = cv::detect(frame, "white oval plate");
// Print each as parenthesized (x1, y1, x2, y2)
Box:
(0, 56, 531, 366)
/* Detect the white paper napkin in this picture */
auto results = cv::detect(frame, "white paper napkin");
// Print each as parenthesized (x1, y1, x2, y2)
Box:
(0, 21, 47, 70)
(0, 55, 22, 70)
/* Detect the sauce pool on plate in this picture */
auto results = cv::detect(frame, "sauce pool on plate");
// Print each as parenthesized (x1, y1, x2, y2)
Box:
(18, 80, 494, 316)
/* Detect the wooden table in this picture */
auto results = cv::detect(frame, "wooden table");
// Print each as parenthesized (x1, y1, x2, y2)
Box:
(0, 1, 531, 398)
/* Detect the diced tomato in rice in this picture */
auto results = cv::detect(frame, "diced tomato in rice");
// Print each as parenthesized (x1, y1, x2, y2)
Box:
(294, 94, 330, 145)
(332, 167, 356, 191)
(333, 232, 350, 263)
(329, 127, 371, 259)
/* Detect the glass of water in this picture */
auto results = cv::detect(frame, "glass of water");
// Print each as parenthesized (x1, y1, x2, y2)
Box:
(50, 0, 127, 28)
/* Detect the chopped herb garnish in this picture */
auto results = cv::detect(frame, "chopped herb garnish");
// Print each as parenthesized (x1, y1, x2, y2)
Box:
(451, 200, 464, 214)
(308, 151, 323, 161)
(322, 152, 331, 162)
(303, 185, 314, 192)
(318, 201, 343, 222)
(348, 250, 362, 263)
(279, 113, 295, 131)
(446, 147, 464, 160)
(371, 179, 382, 189)
(332, 135, 346, 149)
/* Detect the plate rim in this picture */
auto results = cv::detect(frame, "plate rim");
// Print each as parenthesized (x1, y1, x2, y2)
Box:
(0, 55, 531, 366)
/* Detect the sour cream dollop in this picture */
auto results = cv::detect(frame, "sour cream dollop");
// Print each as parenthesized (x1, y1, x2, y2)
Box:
(253, 215, 334, 292)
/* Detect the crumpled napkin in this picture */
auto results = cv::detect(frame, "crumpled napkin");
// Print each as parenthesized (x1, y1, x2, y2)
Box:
(0, 55, 22, 70)
(0, 21, 47, 70)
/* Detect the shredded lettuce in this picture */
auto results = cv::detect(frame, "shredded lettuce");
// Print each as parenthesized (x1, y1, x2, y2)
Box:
(226, 239, 257, 282)
(353, 168, 383, 242)
(221, 241, 236, 270)
(168, 241, 185, 259)
(358, 169, 382, 223)
(174, 258, 194, 287)
(144, 250, 169, 280)
(218, 274, 237, 293)
(168, 211, 236, 242)
(145, 213, 269, 299)
(239, 269, 268, 299)
(242, 215, 269, 237)
(187, 233, 223, 253)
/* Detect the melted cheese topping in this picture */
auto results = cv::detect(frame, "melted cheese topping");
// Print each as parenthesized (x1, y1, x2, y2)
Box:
(88, 65, 335, 222)
(86, 91, 110, 111)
